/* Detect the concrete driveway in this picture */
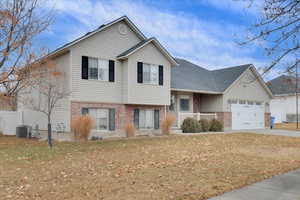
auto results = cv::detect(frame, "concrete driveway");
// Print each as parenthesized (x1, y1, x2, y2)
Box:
(209, 169, 300, 200)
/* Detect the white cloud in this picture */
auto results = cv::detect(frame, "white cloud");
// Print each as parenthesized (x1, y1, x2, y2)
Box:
(198, 0, 263, 15)
(49, 0, 268, 70)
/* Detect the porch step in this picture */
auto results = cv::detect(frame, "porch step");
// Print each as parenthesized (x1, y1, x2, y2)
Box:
(171, 128, 183, 134)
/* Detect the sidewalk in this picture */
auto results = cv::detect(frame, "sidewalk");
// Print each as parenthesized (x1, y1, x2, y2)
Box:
(210, 169, 300, 200)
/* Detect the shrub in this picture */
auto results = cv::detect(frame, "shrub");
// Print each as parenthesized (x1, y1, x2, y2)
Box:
(71, 115, 94, 141)
(181, 117, 202, 133)
(209, 119, 223, 132)
(124, 123, 136, 137)
(199, 119, 210, 132)
(161, 113, 176, 135)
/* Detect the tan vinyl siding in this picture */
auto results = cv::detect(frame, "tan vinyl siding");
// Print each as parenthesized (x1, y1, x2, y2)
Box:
(223, 68, 271, 113)
(17, 52, 71, 131)
(122, 59, 129, 102)
(200, 94, 223, 112)
(52, 52, 71, 131)
(126, 42, 171, 105)
(70, 21, 142, 103)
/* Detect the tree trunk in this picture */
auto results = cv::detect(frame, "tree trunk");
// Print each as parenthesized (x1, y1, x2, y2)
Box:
(47, 115, 52, 148)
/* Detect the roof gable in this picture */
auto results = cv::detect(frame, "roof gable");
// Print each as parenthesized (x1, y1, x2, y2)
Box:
(117, 38, 178, 66)
(212, 64, 250, 92)
(171, 59, 272, 96)
(48, 16, 146, 58)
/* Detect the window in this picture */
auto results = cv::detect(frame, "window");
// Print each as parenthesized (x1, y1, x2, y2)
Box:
(256, 101, 262, 105)
(88, 57, 109, 81)
(143, 63, 159, 84)
(247, 101, 254, 105)
(239, 100, 246, 104)
(228, 99, 238, 104)
(139, 110, 154, 129)
(88, 57, 98, 80)
(88, 108, 109, 130)
(98, 59, 109, 81)
(180, 98, 190, 111)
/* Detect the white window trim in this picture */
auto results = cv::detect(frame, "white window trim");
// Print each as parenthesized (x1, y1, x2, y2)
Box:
(142, 62, 159, 85)
(139, 109, 155, 130)
(88, 108, 109, 131)
(179, 96, 191, 112)
(87, 57, 110, 82)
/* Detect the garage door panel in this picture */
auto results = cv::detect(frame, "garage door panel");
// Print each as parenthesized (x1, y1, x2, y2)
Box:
(231, 104, 264, 130)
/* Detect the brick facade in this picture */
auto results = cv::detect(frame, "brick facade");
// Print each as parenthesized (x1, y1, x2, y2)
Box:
(265, 112, 271, 128)
(71, 101, 126, 130)
(70, 101, 166, 135)
(216, 112, 232, 131)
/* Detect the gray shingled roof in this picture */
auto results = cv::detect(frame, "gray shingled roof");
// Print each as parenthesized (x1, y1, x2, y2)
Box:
(267, 75, 298, 95)
(117, 38, 153, 58)
(171, 58, 251, 93)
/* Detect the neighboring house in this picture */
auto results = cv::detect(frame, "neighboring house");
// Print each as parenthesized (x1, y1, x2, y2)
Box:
(268, 75, 299, 123)
(17, 16, 273, 137)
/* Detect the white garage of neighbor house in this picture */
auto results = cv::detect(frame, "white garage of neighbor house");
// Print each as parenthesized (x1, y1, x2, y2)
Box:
(268, 75, 300, 123)
(12, 16, 273, 137)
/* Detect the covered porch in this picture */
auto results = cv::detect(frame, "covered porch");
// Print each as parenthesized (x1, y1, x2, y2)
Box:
(169, 90, 222, 128)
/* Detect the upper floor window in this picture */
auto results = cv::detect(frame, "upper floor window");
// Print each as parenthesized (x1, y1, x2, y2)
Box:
(88, 57, 109, 81)
(143, 63, 159, 85)
(137, 62, 163, 85)
(82, 56, 115, 82)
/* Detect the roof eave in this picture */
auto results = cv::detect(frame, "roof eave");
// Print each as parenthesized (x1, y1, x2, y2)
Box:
(171, 88, 222, 94)
(117, 38, 178, 66)
(47, 16, 147, 59)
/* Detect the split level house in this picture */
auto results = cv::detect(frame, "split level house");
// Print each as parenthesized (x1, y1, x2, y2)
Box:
(18, 16, 273, 137)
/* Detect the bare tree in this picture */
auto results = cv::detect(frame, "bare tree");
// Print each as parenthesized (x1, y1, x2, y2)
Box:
(20, 59, 69, 147)
(0, 0, 52, 98)
(240, 0, 299, 74)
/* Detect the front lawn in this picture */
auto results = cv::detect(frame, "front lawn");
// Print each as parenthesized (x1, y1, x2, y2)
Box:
(275, 123, 300, 131)
(1, 133, 300, 200)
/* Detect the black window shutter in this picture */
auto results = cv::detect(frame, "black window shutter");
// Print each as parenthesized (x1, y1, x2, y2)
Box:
(133, 109, 139, 129)
(109, 60, 115, 82)
(109, 108, 116, 131)
(154, 110, 160, 129)
(137, 62, 143, 83)
(159, 65, 163, 85)
(82, 56, 89, 80)
(81, 108, 89, 115)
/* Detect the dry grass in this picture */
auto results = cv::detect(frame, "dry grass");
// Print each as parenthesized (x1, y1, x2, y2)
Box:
(71, 115, 94, 141)
(275, 123, 300, 131)
(1, 133, 300, 200)
(161, 113, 176, 135)
(124, 123, 136, 137)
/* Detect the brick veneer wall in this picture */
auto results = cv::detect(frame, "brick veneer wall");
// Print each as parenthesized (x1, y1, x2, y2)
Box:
(71, 101, 126, 130)
(216, 112, 232, 130)
(265, 113, 271, 128)
(125, 105, 166, 128)
(71, 101, 166, 132)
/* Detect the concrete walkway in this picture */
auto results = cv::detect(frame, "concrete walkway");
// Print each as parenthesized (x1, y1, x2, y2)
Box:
(210, 169, 300, 200)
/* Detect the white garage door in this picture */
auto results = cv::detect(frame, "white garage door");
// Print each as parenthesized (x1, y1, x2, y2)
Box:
(231, 104, 265, 130)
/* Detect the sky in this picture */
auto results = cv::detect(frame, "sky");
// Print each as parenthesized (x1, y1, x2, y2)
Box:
(37, 0, 280, 79)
